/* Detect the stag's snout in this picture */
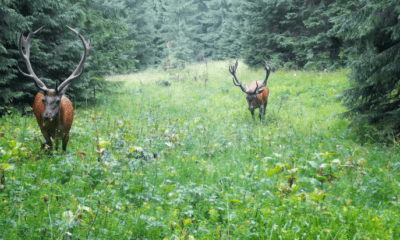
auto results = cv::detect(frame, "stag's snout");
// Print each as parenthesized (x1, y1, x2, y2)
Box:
(43, 110, 58, 120)
(248, 103, 255, 111)
(43, 112, 52, 120)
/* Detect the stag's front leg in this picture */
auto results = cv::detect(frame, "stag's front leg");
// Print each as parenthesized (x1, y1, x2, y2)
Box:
(54, 128, 63, 151)
(260, 102, 268, 121)
(62, 133, 70, 152)
(40, 131, 53, 150)
(249, 109, 255, 119)
(54, 135, 59, 151)
(259, 106, 264, 121)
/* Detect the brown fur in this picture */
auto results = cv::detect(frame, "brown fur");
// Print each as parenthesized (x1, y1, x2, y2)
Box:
(229, 60, 271, 120)
(33, 92, 74, 151)
(247, 81, 269, 107)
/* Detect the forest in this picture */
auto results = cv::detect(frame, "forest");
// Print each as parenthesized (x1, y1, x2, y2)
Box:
(1, 0, 400, 239)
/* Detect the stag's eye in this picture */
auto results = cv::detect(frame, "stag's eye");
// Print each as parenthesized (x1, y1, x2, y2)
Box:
(42, 98, 46, 103)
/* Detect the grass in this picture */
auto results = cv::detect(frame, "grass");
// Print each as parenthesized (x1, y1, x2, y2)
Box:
(1, 60, 400, 239)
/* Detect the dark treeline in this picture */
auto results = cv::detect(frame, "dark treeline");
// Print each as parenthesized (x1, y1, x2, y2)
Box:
(1, 0, 399, 132)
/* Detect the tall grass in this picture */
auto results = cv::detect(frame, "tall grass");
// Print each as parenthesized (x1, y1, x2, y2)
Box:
(1, 60, 399, 239)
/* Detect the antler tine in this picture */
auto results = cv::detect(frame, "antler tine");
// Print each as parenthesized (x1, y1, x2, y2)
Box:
(229, 59, 246, 93)
(252, 81, 260, 94)
(18, 27, 48, 91)
(57, 26, 91, 94)
(261, 60, 271, 87)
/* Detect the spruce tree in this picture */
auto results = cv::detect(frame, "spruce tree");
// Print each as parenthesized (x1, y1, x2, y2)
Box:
(0, 0, 138, 112)
(217, 0, 243, 59)
(239, 0, 343, 69)
(198, 0, 231, 60)
(158, 0, 200, 63)
(332, 0, 400, 132)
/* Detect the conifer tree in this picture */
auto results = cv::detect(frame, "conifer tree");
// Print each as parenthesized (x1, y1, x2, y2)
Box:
(0, 0, 89, 108)
(239, 0, 342, 69)
(333, 0, 400, 131)
(0, 0, 138, 111)
(158, 0, 200, 63)
(198, 0, 231, 59)
(217, 0, 243, 59)
(124, 0, 160, 69)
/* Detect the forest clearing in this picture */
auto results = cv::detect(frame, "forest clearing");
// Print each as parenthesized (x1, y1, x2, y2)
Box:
(1, 61, 399, 239)
(1, 0, 400, 239)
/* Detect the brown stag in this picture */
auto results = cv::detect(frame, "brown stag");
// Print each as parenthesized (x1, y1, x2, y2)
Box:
(229, 59, 271, 120)
(18, 26, 91, 151)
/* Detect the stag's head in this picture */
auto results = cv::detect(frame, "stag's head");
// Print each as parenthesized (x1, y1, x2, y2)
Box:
(18, 26, 91, 121)
(244, 83, 264, 111)
(41, 86, 62, 120)
(229, 60, 270, 111)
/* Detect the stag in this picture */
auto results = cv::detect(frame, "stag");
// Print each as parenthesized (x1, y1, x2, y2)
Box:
(18, 26, 91, 151)
(229, 59, 271, 120)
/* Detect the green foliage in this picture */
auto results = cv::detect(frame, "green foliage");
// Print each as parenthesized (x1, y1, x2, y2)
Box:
(332, 0, 400, 133)
(1, 61, 399, 238)
(123, 0, 159, 70)
(0, 0, 138, 111)
(239, 0, 342, 68)
(216, 0, 243, 59)
(198, 0, 232, 59)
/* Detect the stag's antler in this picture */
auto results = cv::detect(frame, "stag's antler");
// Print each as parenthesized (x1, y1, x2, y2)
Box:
(18, 26, 48, 92)
(251, 60, 271, 94)
(57, 26, 91, 95)
(261, 60, 271, 87)
(229, 59, 247, 93)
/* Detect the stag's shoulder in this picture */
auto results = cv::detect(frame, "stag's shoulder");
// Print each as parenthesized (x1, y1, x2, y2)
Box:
(61, 98, 74, 128)
(33, 93, 45, 118)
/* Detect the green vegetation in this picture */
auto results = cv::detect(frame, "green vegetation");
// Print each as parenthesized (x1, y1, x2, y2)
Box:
(2, 0, 399, 131)
(1, 61, 399, 239)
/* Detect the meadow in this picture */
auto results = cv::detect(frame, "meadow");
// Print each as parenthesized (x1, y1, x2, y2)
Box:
(1, 60, 399, 239)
